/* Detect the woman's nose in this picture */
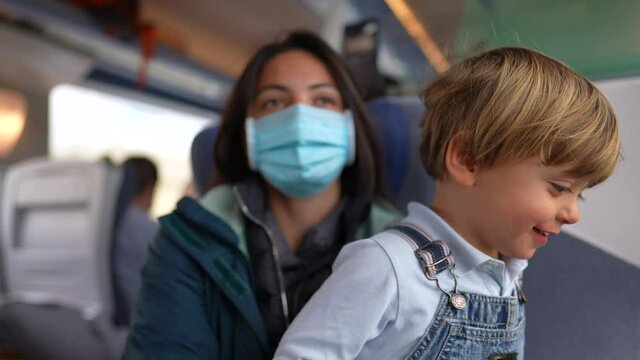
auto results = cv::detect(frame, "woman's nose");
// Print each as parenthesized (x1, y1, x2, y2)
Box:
(291, 93, 312, 107)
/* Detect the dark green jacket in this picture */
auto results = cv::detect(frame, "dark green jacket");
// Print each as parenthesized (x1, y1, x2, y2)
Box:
(123, 185, 401, 359)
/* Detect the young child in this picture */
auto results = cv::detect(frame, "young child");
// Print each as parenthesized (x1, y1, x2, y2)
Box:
(273, 47, 620, 359)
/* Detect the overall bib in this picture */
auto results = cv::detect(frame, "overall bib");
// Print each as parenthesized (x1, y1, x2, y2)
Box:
(392, 224, 526, 360)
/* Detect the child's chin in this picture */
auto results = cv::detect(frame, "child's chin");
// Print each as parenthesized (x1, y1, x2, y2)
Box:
(507, 248, 538, 260)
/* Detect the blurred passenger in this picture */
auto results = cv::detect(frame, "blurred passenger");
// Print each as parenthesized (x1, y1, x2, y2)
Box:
(112, 156, 159, 327)
(123, 30, 402, 359)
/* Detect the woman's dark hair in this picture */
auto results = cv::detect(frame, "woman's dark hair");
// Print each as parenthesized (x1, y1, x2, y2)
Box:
(214, 30, 386, 199)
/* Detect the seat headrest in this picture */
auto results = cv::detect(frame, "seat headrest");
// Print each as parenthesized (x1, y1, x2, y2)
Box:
(190, 125, 219, 197)
(367, 98, 412, 196)
(366, 96, 435, 211)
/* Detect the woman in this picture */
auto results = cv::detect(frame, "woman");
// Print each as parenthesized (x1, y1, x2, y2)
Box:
(124, 30, 402, 360)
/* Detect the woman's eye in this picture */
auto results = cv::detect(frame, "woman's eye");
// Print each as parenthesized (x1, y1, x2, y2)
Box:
(260, 98, 282, 110)
(314, 96, 339, 108)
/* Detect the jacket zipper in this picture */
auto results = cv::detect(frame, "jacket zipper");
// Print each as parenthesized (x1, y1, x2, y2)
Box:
(233, 186, 290, 326)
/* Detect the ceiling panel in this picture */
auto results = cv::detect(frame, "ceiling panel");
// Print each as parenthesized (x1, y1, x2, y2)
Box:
(140, 0, 321, 76)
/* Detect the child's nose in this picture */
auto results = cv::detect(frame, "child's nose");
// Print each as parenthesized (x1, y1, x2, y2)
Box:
(557, 199, 580, 225)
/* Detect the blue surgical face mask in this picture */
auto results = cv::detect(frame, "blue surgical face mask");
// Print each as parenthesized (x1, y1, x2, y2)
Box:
(245, 104, 356, 198)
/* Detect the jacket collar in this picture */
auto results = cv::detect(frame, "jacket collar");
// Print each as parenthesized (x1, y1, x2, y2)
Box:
(160, 197, 269, 354)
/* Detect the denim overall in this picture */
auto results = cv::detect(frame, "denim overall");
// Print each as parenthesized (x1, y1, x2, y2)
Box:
(392, 224, 526, 360)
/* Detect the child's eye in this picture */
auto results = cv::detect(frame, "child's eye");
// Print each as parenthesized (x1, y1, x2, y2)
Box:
(550, 182, 570, 195)
(550, 182, 585, 201)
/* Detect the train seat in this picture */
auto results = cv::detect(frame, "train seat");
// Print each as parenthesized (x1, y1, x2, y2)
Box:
(0, 158, 126, 360)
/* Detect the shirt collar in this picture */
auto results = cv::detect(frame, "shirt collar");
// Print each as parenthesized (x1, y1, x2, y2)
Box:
(501, 255, 528, 290)
(404, 202, 528, 279)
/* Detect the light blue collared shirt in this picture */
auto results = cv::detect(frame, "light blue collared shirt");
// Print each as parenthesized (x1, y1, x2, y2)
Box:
(274, 202, 528, 360)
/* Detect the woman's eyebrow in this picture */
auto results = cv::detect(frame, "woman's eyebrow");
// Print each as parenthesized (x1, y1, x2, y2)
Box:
(309, 83, 338, 91)
(255, 84, 288, 96)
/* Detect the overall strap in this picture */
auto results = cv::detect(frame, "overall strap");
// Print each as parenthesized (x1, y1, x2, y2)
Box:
(390, 223, 455, 279)
(391, 222, 468, 310)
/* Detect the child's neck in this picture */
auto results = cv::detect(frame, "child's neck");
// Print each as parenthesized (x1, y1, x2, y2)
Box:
(430, 182, 499, 259)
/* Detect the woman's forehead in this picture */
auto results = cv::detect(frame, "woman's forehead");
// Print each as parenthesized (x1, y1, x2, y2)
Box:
(257, 50, 336, 89)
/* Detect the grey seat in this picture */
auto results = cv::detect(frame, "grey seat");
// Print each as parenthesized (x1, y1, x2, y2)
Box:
(0, 158, 126, 360)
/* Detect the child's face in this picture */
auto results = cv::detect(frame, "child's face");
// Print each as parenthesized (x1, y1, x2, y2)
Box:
(463, 157, 589, 259)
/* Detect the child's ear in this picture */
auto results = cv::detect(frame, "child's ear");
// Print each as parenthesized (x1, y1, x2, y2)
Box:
(445, 134, 477, 187)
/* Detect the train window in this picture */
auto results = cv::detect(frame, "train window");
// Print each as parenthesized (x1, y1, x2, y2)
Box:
(49, 84, 216, 217)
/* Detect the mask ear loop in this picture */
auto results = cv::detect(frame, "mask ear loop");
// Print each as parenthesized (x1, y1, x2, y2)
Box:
(345, 110, 356, 165)
(244, 117, 258, 170)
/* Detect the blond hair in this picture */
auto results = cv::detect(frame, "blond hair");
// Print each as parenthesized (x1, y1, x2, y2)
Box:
(420, 47, 620, 186)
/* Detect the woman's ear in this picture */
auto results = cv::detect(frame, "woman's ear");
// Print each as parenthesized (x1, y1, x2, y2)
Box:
(444, 134, 478, 187)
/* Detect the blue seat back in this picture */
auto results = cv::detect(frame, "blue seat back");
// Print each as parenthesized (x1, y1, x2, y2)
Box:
(190, 125, 219, 197)
(367, 96, 435, 212)
(524, 231, 640, 359)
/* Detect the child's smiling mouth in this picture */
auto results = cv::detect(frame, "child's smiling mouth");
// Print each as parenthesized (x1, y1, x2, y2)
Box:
(532, 226, 557, 245)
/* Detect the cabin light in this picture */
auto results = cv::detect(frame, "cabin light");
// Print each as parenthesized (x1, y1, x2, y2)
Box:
(385, 0, 450, 74)
(0, 89, 27, 157)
